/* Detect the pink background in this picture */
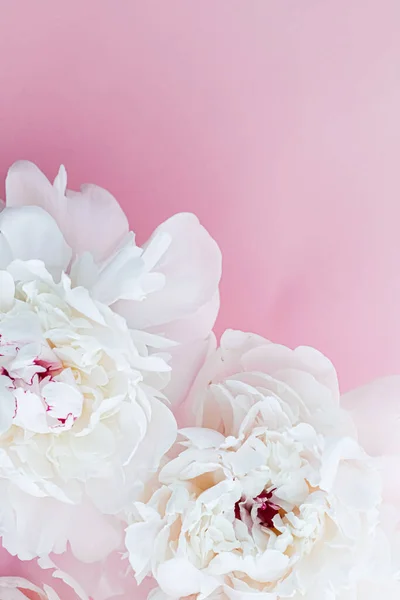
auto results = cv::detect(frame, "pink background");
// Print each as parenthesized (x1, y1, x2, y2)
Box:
(1, 0, 400, 395)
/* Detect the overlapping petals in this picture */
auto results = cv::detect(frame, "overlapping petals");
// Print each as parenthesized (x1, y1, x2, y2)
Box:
(0, 162, 221, 566)
(125, 331, 400, 599)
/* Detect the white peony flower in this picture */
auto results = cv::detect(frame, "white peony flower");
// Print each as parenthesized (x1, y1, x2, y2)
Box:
(0, 161, 221, 564)
(125, 330, 400, 599)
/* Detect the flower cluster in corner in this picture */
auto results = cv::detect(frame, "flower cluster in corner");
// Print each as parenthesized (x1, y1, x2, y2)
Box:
(1, 161, 400, 600)
(0, 161, 220, 595)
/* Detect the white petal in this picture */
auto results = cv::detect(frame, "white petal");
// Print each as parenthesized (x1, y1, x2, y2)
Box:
(0, 235, 13, 269)
(41, 381, 83, 425)
(126, 515, 163, 584)
(0, 270, 15, 311)
(179, 427, 226, 449)
(114, 213, 221, 332)
(342, 375, 400, 504)
(156, 558, 218, 597)
(0, 376, 15, 435)
(163, 336, 215, 407)
(65, 183, 129, 262)
(12, 389, 49, 434)
(62, 276, 106, 325)
(0, 206, 71, 277)
(208, 550, 289, 583)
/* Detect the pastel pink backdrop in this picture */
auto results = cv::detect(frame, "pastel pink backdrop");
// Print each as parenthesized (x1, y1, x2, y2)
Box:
(1, 0, 400, 593)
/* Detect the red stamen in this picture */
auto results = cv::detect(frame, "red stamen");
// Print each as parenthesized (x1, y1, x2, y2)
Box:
(234, 488, 282, 529)
(234, 501, 241, 520)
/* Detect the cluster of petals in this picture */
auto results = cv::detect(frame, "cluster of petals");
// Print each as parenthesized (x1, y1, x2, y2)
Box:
(0, 161, 221, 574)
(126, 331, 400, 599)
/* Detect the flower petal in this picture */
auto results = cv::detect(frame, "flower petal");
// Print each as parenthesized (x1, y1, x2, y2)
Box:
(0, 234, 12, 269)
(115, 213, 221, 334)
(0, 206, 71, 276)
(65, 184, 129, 262)
(0, 487, 122, 563)
(114, 214, 221, 405)
(0, 270, 15, 312)
(6, 161, 56, 212)
(156, 558, 217, 598)
(342, 375, 400, 505)
(6, 161, 129, 262)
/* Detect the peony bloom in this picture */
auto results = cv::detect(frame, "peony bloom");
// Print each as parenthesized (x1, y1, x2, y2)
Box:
(125, 330, 400, 599)
(0, 161, 221, 564)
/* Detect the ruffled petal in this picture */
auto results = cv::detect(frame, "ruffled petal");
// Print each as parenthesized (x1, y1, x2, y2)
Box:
(114, 214, 221, 405)
(116, 213, 221, 332)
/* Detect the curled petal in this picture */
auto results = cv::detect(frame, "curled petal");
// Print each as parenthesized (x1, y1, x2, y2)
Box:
(115, 213, 221, 334)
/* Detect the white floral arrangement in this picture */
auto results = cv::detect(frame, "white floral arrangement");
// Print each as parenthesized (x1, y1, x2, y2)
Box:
(0, 161, 399, 599)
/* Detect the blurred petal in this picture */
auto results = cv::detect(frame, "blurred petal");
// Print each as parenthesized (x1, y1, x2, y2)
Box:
(0, 487, 122, 563)
(342, 376, 400, 504)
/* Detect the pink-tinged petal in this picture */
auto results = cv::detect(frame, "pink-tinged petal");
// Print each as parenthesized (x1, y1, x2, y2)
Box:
(6, 161, 129, 262)
(158, 293, 220, 407)
(342, 376, 400, 504)
(64, 184, 129, 262)
(6, 161, 56, 211)
(0, 486, 122, 564)
(115, 214, 221, 405)
(20, 550, 143, 600)
(116, 213, 222, 332)
(0, 577, 51, 600)
(168, 336, 217, 418)
(0, 206, 71, 276)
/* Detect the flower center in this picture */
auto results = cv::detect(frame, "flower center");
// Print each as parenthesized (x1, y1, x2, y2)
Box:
(255, 489, 282, 528)
(235, 488, 285, 530)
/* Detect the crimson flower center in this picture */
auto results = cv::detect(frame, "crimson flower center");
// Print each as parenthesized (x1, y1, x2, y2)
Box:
(235, 488, 283, 529)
